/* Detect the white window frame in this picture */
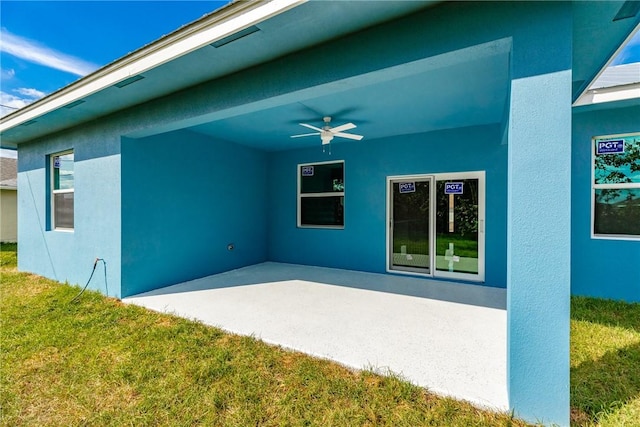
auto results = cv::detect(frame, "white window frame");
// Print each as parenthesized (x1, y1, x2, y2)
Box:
(386, 171, 485, 282)
(297, 160, 345, 229)
(51, 150, 74, 232)
(591, 132, 640, 241)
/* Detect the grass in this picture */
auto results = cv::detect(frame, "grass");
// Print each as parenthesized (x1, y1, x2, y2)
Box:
(0, 242, 17, 267)
(1, 243, 638, 426)
(393, 234, 478, 258)
(570, 297, 640, 426)
(0, 244, 527, 426)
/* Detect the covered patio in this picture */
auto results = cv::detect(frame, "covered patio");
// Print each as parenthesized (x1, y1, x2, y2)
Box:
(123, 262, 507, 411)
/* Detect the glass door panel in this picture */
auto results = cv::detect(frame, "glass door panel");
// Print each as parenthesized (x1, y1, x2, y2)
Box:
(390, 179, 431, 273)
(434, 178, 480, 276)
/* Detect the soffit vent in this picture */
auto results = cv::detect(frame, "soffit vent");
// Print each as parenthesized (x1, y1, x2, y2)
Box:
(613, 1, 640, 21)
(211, 25, 260, 48)
(114, 75, 145, 88)
(65, 100, 85, 109)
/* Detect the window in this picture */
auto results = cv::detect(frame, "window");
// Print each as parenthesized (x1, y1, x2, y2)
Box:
(298, 161, 344, 228)
(592, 133, 640, 239)
(51, 151, 74, 230)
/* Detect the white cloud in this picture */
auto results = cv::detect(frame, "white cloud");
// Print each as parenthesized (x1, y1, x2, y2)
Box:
(0, 28, 99, 76)
(1, 68, 16, 80)
(0, 88, 47, 117)
(15, 87, 46, 99)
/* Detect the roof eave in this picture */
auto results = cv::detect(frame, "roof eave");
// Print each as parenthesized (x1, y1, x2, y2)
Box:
(0, 0, 305, 134)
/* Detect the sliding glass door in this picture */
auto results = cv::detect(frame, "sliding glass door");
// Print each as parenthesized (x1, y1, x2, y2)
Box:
(387, 172, 485, 281)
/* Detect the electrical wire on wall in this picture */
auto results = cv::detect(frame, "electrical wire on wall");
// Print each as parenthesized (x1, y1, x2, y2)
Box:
(70, 258, 107, 303)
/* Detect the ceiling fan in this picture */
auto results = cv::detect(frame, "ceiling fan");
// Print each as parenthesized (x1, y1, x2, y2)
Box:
(291, 116, 363, 145)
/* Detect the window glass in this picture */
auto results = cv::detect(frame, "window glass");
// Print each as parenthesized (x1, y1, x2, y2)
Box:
(301, 163, 344, 193)
(594, 189, 640, 236)
(435, 179, 479, 275)
(593, 133, 640, 238)
(594, 135, 640, 184)
(298, 161, 345, 228)
(301, 196, 344, 226)
(53, 152, 74, 190)
(54, 192, 75, 229)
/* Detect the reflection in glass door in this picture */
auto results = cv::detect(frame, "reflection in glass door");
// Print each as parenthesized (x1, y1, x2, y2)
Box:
(435, 178, 482, 278)
(387, 172, 485, 281)
(389, 178, 432, 273)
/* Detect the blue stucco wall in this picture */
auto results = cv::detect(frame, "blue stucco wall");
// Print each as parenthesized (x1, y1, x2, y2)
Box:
(17, 128, 121, 297)
(572, 104, 640, 302)
(268, 124, 507, 288)
(120, 130, 268, 297)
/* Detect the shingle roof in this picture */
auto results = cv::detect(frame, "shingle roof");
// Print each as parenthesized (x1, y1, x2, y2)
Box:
(0, 157, 17, 189)
(590, 62, 640, 89)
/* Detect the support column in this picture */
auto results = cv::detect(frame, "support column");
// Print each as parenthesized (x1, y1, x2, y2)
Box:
(507, 65, 572, 424)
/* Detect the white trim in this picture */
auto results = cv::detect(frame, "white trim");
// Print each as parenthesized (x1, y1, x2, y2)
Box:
(386, 171, 486, 282)
(297, 160, 345, 229)
(0, 0, 305, 132)
(573, 82, 640, 107)
(590, 132, 640, 241)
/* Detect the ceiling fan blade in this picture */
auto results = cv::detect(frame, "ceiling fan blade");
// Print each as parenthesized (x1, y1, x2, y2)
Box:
(329, 123, 356, 133)
(291, 132, 320, 138)
(334, 132, 363, 141)
(299, 123, 324, 132)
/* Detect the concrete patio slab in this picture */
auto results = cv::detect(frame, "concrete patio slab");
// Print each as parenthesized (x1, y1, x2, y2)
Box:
(123, 262, 508, 411)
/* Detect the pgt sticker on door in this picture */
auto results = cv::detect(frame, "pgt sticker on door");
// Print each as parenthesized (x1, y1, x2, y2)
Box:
(444, 182, 464, 194)
(596, 139, 624, 155)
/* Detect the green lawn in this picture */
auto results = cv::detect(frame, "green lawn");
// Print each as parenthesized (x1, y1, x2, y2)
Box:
(1, 243, 638, 426)
(393, 234, 478, 258)
(570, 297, 640, 426)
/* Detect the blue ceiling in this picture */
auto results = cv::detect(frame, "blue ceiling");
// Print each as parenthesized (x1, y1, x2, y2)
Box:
(188, 46, 511, 151)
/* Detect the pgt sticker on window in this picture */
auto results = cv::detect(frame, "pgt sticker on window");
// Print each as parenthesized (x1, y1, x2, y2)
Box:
(398, 182, 416, 193)
(596, 139, 625, 155)
(53, 157, 61, 168)
(301, 166, 314, 176)
(444, 182, 464, 194)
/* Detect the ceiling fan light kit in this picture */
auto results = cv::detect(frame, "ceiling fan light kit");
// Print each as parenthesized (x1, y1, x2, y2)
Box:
(291, 116, 363, 146)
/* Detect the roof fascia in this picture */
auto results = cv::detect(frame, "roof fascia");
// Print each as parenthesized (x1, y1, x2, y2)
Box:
(573, 82, 640, 106)
(0, 0, 305, 133)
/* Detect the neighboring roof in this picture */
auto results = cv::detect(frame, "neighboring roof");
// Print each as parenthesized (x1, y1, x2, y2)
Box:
(590, 62, 640, 89)
(573, 62, 640, 107)
(0, 157, 17, 190)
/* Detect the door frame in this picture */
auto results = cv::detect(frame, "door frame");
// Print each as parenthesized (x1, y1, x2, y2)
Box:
(386, 171, 486, 282)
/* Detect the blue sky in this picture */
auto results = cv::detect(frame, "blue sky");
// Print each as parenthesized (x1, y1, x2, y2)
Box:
(0, 1, 638, 123)
(1, 1, 228, 118)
